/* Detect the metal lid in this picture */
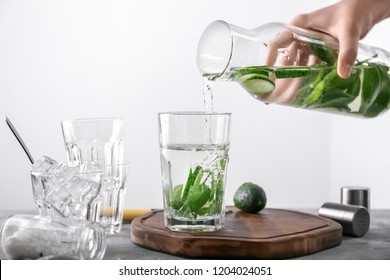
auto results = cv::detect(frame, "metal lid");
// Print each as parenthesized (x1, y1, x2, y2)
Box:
(341, 186, 370, 211)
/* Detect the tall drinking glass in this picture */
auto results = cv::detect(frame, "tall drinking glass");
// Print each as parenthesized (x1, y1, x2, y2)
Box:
(61, 118, 127, 234)
(61, 118, 125, 166)
(158, 112, 231, 232)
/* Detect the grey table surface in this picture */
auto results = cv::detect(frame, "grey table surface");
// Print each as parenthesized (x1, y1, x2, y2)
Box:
(1, 209, 389, 260)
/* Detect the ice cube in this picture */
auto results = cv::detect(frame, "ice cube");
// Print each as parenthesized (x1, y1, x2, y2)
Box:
(31, 156, 61, 216)
(45, 185, 76, 217)
(31, 156, 58, 175)
(65, 172, 102, 204)
(54, 163, 79, 186)
(66, 172, 103, 220)
(45, 172, 102, 218)
(79, 161, 104, 173)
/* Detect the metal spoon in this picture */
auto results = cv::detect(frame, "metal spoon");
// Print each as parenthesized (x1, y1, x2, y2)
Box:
(4, 116, 35, 164)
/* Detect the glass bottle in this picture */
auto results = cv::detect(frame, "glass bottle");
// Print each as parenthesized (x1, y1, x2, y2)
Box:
(197, 20, 390, 118)
(1, 214, 106, 260)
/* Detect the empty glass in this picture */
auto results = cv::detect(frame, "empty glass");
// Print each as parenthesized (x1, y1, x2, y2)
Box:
(158, 112, 231, 232)
(61, 118, 126, 166)
(61, 118, 128, 234)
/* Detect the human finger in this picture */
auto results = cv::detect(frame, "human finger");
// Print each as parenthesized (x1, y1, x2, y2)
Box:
(337, 32, 359, 78)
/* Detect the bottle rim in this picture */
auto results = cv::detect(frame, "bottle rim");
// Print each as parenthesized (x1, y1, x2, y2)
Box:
(197, 20, 233, 78)
(79, 223, 106, 260)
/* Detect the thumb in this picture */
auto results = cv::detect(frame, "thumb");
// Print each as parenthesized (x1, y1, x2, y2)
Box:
(337, 35, 359, 78)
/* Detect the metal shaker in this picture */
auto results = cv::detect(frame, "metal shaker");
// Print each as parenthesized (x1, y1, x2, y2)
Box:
(318, 202, 370, 237)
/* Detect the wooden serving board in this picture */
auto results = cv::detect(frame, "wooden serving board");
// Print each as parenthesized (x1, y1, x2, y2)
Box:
(130, 207, 342, 259)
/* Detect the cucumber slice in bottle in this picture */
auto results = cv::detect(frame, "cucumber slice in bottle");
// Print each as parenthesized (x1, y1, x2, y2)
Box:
(240, 74, 275, 95)
(237, 66, 272, 77)
(235, 73, 269, 83)
(274, 68, 311, 78)
(231, 66, 273, 81)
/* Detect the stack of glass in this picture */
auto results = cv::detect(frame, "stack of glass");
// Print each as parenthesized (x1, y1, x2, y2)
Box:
(1, 117, 128, 260)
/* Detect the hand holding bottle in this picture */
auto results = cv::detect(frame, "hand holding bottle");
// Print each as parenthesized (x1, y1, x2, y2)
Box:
(263, 26, 325, 104)
(290, 0, 390, 78)
(197, 20, 390, 118)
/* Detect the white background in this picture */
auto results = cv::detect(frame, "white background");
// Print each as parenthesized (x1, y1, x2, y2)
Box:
(0, 0, 389, 211)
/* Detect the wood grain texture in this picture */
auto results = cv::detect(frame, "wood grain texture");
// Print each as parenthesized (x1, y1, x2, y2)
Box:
(130, 207, 342, 259)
